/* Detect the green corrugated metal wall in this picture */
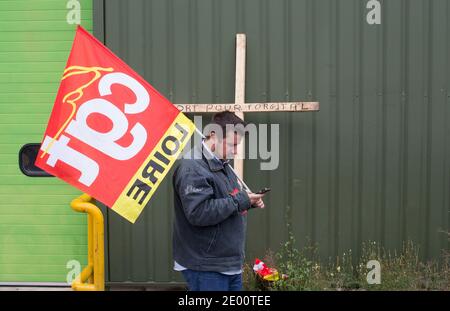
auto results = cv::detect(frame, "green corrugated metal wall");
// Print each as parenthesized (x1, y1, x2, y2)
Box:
(95, 0, 450, 285)
(0, 0, 93, 283)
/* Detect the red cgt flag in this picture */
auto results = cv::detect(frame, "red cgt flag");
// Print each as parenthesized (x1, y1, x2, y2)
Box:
(35, 26, 195, 223)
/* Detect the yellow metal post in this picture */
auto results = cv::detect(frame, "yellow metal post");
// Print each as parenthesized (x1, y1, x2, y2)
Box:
(70, 194, 105, 291)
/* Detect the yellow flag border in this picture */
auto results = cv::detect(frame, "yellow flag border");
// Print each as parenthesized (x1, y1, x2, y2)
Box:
(112, 113, 195, 223)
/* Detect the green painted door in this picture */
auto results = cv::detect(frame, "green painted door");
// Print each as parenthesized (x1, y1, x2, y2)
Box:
(0, 0, 93, 283)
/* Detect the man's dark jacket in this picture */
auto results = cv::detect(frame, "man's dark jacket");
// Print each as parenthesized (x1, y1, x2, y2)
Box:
(172, 147, 251, 272)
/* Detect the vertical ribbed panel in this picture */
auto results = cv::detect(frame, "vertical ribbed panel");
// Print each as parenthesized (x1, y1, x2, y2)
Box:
(0, 0, 93, 282)
(99, 0, 450, 283)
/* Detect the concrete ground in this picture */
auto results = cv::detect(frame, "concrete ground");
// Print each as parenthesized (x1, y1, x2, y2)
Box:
(0, 284, 186, 291)
(0, 286, 73, 291)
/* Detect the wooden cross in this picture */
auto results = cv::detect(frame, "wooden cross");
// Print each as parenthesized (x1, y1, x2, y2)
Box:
(176, 34, 319, 180)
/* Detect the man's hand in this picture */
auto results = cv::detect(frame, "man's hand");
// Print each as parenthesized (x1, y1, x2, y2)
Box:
(247, 192, 265, 209)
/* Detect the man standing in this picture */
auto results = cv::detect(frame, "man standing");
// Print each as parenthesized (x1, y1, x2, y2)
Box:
(172, 111, 265, 291)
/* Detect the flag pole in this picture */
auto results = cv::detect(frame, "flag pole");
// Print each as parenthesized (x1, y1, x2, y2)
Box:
(194, 128, 252, 192)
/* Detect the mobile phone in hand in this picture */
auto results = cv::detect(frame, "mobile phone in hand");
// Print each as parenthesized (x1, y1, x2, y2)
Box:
(255, 187, 271, 194)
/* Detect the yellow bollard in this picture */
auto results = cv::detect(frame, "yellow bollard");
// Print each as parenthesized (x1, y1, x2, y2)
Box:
(70, 194, 105, 291)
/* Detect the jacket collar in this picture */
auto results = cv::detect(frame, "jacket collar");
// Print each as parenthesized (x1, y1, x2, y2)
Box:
(193, 145, 228, 172)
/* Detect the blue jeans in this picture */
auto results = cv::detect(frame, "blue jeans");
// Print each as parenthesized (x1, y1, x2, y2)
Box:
(181, 269, 242, 291)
